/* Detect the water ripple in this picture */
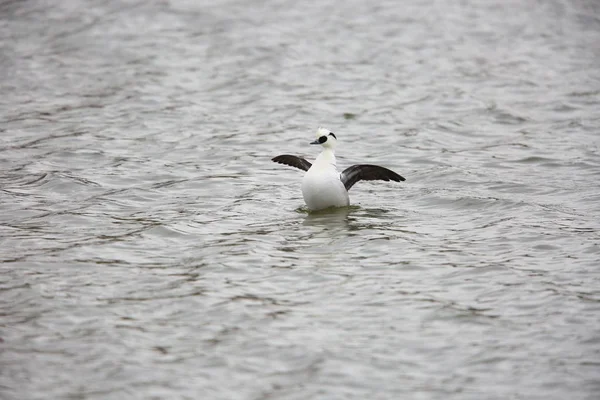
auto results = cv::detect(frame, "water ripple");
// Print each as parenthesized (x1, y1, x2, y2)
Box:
(1, 0, 600, 399)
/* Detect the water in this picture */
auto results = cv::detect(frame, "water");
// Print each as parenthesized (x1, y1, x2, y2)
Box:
(1, 0, 600, 399)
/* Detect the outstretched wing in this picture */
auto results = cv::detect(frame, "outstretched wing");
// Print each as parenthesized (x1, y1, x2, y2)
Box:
(340, 164, 405, 191)
(272, 155, 312, 172)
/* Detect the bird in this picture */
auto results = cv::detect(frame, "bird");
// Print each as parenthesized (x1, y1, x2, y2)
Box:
(272, 127, 405, 211)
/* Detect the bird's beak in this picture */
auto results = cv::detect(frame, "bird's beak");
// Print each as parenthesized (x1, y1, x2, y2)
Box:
(309, 140, 320, 145)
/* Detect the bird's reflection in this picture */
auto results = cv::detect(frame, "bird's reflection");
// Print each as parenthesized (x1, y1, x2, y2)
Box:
(301, 206, 356, 228)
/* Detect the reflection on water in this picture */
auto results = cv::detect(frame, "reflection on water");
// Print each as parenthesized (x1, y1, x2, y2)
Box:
(303, 206, 352, 223)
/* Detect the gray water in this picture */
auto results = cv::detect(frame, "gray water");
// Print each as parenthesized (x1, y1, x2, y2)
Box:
(1, 0, 600, 399)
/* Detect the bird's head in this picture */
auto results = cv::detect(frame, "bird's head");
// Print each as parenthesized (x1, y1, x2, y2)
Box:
(310, 127, 337, 149)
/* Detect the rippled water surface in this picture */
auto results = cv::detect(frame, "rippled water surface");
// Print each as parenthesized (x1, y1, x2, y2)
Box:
(1, 0, 600, 399)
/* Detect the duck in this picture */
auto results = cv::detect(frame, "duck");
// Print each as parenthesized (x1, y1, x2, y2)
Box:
(272, 127, 405, 210)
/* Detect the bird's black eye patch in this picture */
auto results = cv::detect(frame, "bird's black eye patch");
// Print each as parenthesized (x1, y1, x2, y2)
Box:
(318, 135, 327, 143)
(329, 132, 336, 139)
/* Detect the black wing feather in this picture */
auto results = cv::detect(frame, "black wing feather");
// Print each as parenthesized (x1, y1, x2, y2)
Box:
(272, 155, 312, 172)
(341, 164, 405, 191)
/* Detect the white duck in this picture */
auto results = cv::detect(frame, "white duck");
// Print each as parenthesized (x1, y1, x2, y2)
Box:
(272, 127, 405, 210)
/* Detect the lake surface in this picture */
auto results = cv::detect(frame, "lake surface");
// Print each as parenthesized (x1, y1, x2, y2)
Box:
(1, 0, 599, 399)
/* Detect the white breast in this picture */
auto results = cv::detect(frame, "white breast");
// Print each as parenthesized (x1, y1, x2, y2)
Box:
(301, 154, 349, 210)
